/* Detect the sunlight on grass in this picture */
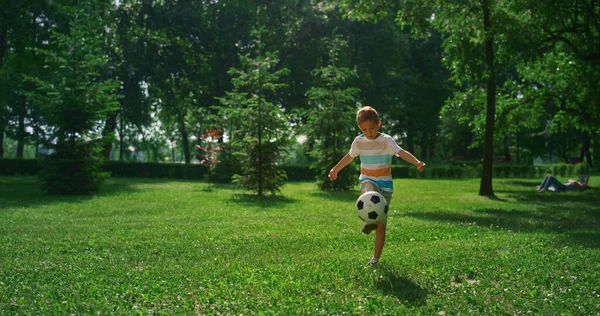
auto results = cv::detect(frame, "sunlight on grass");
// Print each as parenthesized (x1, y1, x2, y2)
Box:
(0, 176, 599, 314)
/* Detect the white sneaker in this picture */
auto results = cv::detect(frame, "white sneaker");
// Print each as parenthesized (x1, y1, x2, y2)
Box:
(367, 258, 379, 266)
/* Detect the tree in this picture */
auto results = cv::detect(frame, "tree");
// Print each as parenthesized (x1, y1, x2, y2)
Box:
(514, 50, 598, 165)
(0, 0, 51, 158)
(101, 0, 155, 161)
(340, 0, 534, 196)
(514, 0, 600, 166)
(24, 5, 121, 194)
(304, 34, 360, 190)
(196, 127, 223, 188)
(218, 27, 290, 196)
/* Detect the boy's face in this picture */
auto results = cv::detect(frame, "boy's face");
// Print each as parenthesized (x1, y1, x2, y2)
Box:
(358, 120, 382, 140)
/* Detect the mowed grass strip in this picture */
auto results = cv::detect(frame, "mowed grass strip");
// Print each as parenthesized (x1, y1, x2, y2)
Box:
(1, 176, 599, 314)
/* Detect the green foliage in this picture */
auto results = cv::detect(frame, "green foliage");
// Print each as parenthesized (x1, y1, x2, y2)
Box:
(516, 50, 600, 135)
(304, 34, 360, 191)
(24, 14, 120, 143)
(207, 152, 242, 183)
(218, 27, 290, 195)
(23, 6, 121, 194)
(519, 0, 600, 134)
(232, 141, 288, 194)
(38, 142, 108, 195)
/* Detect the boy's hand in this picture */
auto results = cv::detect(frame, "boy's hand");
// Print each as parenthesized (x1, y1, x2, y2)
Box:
(328, 168, 338, 181)
(417, 161, 426, 172)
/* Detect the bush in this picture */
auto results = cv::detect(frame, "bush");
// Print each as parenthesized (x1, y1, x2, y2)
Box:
(391, 166, 409, 178)
(38, 142, 108, 195)
(0, 158, 39, 176)
(208, 153, 242, 183)
(105, 161, 209, 179)
(233, 141, 288, 195)
(283, 164, 317, 182)
(3, 157, 591, 182)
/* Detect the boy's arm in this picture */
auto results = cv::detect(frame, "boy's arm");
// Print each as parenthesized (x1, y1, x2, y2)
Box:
(328, 154, 354, 181)
(397, 150, 426, 172)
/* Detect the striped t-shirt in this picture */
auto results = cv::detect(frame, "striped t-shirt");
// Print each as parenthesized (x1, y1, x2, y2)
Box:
(349, 133, 403, 193)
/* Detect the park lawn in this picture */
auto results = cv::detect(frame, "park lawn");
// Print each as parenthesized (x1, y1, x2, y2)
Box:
(0, 176, 599, 315)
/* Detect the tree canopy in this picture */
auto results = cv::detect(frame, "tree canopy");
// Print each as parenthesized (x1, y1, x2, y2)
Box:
(1, 0, 598, 194)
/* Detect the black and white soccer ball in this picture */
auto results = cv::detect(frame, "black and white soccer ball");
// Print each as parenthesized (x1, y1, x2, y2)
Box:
(356, 191, 388, 224)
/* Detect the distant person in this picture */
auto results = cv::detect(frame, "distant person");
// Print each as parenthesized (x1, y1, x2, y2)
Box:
(537, 174, 590, 192)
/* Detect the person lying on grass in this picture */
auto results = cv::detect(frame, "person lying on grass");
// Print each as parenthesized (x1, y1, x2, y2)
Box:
(537, 174, 591, 192)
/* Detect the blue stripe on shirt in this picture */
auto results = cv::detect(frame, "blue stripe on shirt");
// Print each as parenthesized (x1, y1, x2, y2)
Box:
(360, 155, 392, 165)
(359, 178, 393, 189)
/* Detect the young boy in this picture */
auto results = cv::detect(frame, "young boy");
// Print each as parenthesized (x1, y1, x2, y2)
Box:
(328, 106, 426, 266)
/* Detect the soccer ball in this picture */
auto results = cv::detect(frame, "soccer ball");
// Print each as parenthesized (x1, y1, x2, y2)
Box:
(356, 191, 388, 223)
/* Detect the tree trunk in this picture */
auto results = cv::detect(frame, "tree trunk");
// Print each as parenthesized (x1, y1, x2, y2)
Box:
(0, 23, 6, 70)
(178, 114, 191, 164)
(561, 144, 569, 163)
(579, 132, 591, 166)
(102, 111, 118, 160)
(421, 129, 428, 160)
(16, 111, 25, 158)
(515, 133, 520, 163)
(593, 132, 599, 168)
(119, 108, 124, 160)
(479, 0, 496, 197)
(504, 135, 510, 162)
(406, 129, 415, 154)
(0, 123, 4, 158)
(257, 64, 264, 196)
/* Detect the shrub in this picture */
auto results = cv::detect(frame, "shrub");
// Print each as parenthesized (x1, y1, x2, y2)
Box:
(38, 142, 108, 195)
(391, 166, 409, 178)
(0, 158, 39, 176)
(283, 165, 317, 182)
(209, 153, 242, 183)
(105, 161, 209, 179)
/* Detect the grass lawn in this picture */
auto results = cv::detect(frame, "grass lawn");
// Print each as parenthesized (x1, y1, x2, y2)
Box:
(1, 175, 599, 314)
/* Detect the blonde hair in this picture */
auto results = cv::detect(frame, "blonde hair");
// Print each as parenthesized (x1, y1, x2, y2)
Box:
(356, 106, 380, 125)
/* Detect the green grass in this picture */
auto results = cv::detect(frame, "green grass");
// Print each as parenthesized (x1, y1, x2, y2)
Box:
(1, 175, 599, 314)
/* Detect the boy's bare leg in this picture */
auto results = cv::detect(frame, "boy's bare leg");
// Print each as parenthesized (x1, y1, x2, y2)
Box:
(373, 221, 386, 259)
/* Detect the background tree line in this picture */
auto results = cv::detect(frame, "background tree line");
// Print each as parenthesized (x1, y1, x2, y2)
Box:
(1, 0, 598, 195)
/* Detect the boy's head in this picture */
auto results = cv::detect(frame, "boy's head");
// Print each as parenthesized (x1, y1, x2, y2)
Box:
(356, 106, 380, 125)
(356, 106, 382, 140)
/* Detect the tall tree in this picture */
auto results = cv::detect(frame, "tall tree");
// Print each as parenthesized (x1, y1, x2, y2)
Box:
(101, 0, 155, 160)
(24, 4, 121, 194)
(0, 0, 51, 157)
(340, 0, 533, 196)
(147, 0, 210, 164)
(304, 34, 360, 191)
(516, 0, 600, 165)
(218, 27, 290, 196)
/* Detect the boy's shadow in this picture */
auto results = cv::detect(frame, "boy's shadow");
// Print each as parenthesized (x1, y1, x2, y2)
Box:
(374, 265, 428, 306)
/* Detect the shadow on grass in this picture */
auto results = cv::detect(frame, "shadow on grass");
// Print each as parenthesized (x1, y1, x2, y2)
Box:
(0, 176, 140, 210)
(500, 189, 600, 208)
(403, 203, 600, 248)
(375, 265, 428, 306)
(229, 193, 296, 209)
(310, 190, 361, 202)
(501, 180, 540, 187)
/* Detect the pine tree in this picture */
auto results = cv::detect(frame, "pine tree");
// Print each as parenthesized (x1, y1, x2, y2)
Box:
(305, 35, 360, 191)
(218, 27, 290, 196)
(24, 5, 120, 194)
